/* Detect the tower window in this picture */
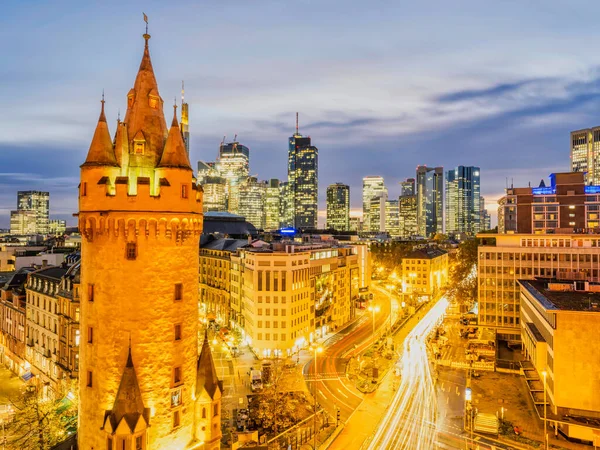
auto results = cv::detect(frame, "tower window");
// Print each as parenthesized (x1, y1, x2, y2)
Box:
(134, 141, 145, 154)
(126, 242, 137, 260)
(81, 182, 87, 197)
(181, 184, 188, 199)
(107, 437, 113, 450)
(87, 327, 93, 344)
(214, 404, 219, 417)
(173, 366, 182, 385)
(88, 284, 94, 302)
(174, 324, 181, 341)
(173, 410, 181, 428)
(174, 283, 183, 301)
(87, 370, 93, 387)
(135, 435, 143, 450)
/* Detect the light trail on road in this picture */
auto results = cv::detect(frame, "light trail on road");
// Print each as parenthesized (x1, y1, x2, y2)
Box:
(366, 296, 449, 450)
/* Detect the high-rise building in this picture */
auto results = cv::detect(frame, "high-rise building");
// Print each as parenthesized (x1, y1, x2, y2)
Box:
(216, 141, 249, 214)
(279, 181, 293, 228)
(348, 217, 361, 232)
(399, 195, 418, 238)
(202, 175, 227, 212)
(17, 191, 50, 234)
(362, 176, 386, 230)
(78, 31, 221, 448)
(326, 183, 350, 231)
(181, 81, 190, 155)
(480, 197, 491, 231)
(497, 172, 598, 234)
(287, 115, 318, 229)
(49, 219, 67, 235)
(445, 166, 481, 235)
(197, 160, 216, 183)
(416, 166, 443, 237)
(265, 179, 281, 231)
(238, 177, 267, 229)
(368, 193, 387, 233)
(10, 210, 37, 235)
(400, 178, 415, 196)
(385, 199, 400, 236)
(570, 127, 600, 184)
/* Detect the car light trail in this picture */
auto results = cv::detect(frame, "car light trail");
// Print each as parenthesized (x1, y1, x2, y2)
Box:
(366, 296, 449, 450)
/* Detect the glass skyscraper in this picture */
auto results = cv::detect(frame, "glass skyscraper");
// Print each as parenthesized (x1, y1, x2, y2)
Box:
(17, 191, 49, 234)
(217, 141, 250, 214)
(238, 177, 267, 229)
(416, 166, 444, 237)
(362, 176, 387, 232)
(326, 183, 350, 231)
(445, 166, 481, 235)
(265, 179, 281, 231)
(287, 125, 318, 229)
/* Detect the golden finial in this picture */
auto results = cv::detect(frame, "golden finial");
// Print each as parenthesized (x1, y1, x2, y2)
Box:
(143, 12, 150, 41)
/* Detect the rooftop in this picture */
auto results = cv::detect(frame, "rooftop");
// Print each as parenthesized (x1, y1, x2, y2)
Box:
(404, 248, 448, 260)
(31, 266, 70, 281)
(519, 279, 600, 312)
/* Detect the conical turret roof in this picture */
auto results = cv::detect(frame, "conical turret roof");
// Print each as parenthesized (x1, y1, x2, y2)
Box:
(123, 33, 168, 168)
(196, 330, 222, 399)
(158, 105, 192, 170)
(82, 99, 118, 167)
(106, 347, 148, 432)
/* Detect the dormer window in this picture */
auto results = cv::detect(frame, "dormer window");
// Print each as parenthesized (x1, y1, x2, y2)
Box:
(127, 89, 135, 108)
(149, 97, 158, 109)
(135, 142, 145, 154)
(132, 131, 146, 155)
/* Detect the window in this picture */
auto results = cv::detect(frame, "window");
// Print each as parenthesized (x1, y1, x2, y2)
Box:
(173, 366, 182, 385)
(171, 387, 182, 407)
(173, 410, 180, 428)
(202, 407, 206, 419)
(87, 370, 93, 387)
(107, 437, 113, 450)
(126, 242, 137, 260)
(82, 182, 87, 197)
(136, 436, 143, 450)
(214, 404, 219, 417)
(174, 324, 181, 341)
(174, 284, 183, 301)
(87, 327, 93, 344)
(88, 284, 94, 302)
(181, 184, 188, 199)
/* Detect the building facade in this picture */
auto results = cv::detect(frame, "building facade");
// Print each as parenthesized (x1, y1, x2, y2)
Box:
(478, 233, 600, 343)
(416, 166, 444, 237)
(326, 183, 350, 231)
(217, 141, 250, 214)
(385, 199, 400, 237)
(77, 30, 219, 449)
(399, 194, 418, 238)
(570, 127, 600, 185)
(368, 193, 387, 233)
(400, 178, 415, 197)
(10, 210, 37, 235)
(238, 177, 267, 230)
(362, 176, 386, 231)
(17, 191, 50, 234)
(401, 248, 448, 301)
(264, 179, 281, 231)
(287, 122, 318, 229)
(445, 166, 481, 236)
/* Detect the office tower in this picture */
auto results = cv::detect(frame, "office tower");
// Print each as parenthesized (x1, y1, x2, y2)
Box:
(287, 114, 318, 229)
(197, 160, 216, 183)
(265, 179, 281, 231)
(445, 166, 481, 235)
(362, 176, 387, 230)
(349, 217, 361, 232)
(497, 172, 600, 234)
(400, 178, 415, 196)
(216, 141, 250, 214)
(416, 166, 443, 237)
(181, 81, 190, 155)
(326, 183, 350, 231)
(48, 219, 67, 235)
(279, 181, 293, 228)
(385, 199, 400, 236)
(78, 30, 221, 448)
(10, 210, 37, 235)
(570, 127, 600, 184)
(238, 177, 267, 229)
(480, 197, 491, 231)
(17, 191, 49, 234)
(202, 175, 227, 212)
(368, 193, 387, 233)
(399, 195, 418, 238)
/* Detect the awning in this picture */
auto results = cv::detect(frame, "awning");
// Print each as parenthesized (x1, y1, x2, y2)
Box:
(21, 371, 34, 381)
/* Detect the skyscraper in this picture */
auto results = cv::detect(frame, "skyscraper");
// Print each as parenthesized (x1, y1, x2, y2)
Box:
(217, 141, 250, 214)
(416, 166, 444, 237)
(480, 197, 491, 231)
(279, 181, 293, 228)
(287, 114, 318, 229)
(202, 175, 227, 212)
(400, 178, 415, 196)
(10, 210, 37, 235)
(570, 127, 600, 184)
(368, 192, 387, 233)
(78, 30, 221, 448)
(238, 177, 267, 229)
(445, 166, 481, 235)
(362, 176, 386, 230)
(181, 81, 190, 155)
(326, 183, 350, 231)
(17, 191, 49, 234)
(265, 179, 281, 231)
(385, 199, 400, 236)
(399, 194, 418, 238)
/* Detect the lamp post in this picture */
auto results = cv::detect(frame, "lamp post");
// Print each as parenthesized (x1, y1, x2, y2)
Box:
(542, 370, 548, 450)
(311, 344, 323, 450)
(367, 305, 380, 343)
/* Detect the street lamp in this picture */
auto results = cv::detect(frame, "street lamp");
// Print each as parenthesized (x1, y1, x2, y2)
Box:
(311, 344, 323, 450)
(542, 370, 548, 450)
(367, 305, 380, 343)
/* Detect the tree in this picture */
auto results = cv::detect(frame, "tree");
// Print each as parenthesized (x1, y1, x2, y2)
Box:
(6, 385, 77, 450)
(448, 238, 479, 306)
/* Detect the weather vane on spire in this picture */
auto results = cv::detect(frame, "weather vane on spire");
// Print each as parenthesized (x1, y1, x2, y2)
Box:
(143, 12, 148, 34)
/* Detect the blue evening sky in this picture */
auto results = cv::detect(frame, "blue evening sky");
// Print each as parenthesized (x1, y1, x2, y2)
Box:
(2, 0, 600, 228)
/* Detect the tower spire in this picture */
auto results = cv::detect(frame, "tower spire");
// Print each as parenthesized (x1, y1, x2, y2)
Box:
(82, 94, 118, 167)
(296, 112, 299, 135)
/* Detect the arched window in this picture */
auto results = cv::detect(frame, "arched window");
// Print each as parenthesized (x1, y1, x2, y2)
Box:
(202, 407, 206, 419)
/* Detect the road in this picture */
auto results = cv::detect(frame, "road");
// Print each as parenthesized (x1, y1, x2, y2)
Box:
(365, 296, 449, 450)
(303, 285, 393, 422)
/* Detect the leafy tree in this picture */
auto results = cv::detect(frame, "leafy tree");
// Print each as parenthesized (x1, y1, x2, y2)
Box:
(6, 384, 77, 450)
(448, 238, 479, 306)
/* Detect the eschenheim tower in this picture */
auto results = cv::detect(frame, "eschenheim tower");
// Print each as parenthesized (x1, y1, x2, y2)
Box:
(78, 29, 222, 449)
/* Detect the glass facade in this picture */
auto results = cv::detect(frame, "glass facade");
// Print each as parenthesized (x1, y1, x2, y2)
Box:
(16, 191, 49, 234)
(238, 177, 267, 229)
(445, 166, 481, 235)
(362, 176, 387, 232)
(416, 166, 443, 237)
(326, 183, 350, 231)
(287, 134, 318, 229)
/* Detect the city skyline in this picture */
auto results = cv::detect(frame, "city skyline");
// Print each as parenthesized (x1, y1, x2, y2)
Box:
(3, 1, 600, 228)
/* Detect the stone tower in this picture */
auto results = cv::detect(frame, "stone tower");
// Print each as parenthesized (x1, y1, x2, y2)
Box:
(77, 30, 205, 449)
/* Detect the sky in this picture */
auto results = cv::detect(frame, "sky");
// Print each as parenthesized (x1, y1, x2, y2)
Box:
(2, 0, 600, 229)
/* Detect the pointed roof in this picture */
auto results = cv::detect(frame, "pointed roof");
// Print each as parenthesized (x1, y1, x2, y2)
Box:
(196, 330, 222, 399)
(123, 33, 168, 168)
(82, 99, 119, 167)
(105, 347, 149, 432)
(114, 120, 129, 167)
(158, 105, 192, 170)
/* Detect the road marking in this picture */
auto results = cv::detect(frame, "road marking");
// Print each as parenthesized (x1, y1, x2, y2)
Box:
(455, 386, 459, 395)
(446, 396, 449, 405)
(337, 388, 349, 399)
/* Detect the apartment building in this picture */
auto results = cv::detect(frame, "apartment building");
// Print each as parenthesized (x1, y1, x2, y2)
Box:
(478, 233, 600, 343)
(401, 248, 449, 301)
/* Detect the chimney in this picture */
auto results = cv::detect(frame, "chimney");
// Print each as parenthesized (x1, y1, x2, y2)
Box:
(42, 259, 48, 268)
